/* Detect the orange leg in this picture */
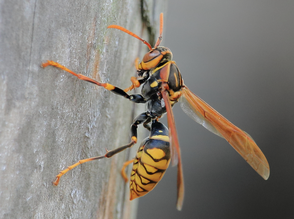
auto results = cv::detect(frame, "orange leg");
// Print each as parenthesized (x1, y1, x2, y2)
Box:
(42, 60, 131, 99)
(53, 140, 136, 186)
(121, 159, 134, 183)
(53, 156, 104, 186)
(124, 76, 141, 92)
(123, 57, 142, 92)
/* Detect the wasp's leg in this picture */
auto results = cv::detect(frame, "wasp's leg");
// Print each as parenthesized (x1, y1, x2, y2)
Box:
(54, 113, 150, 186)
(125, 57, 152, 92)
(124, 77, 142, 92)
(42, 60, 149, 103)
(53, 141, 136, 186)
(121, 159, 134, 182)
(118, 113, 151, 182)
(42, 60, 132, 99)
(98, 113, 149, 158)
(53, 155, 104, 186)
(124, 74, 148, 92)
(130, 112, 151, 142)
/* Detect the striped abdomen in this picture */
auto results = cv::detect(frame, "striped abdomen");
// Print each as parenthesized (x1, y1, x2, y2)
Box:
(130, 135, 171, 200)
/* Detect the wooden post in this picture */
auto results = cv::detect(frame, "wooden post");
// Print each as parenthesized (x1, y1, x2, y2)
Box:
(0, 0, 167, 218)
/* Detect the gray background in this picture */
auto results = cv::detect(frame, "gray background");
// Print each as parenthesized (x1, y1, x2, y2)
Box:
(138, 0, 294, 218)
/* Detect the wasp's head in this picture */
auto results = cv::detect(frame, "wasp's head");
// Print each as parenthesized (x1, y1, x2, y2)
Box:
(138, 46, 173, 71)
(108, 13, 167, 71)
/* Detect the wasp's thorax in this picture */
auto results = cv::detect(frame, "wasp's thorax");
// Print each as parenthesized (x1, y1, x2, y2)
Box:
(138, 46, 173, 71)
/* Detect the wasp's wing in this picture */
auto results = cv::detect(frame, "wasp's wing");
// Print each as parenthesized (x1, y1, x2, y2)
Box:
(180, 86, 270, 180)
(161, 89, 184, 211)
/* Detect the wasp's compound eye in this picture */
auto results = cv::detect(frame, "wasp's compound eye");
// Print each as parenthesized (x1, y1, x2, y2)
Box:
(143, 50, 161, 63)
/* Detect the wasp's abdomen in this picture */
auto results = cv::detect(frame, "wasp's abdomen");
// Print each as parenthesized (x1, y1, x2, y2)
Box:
(130, 138, 170, 200)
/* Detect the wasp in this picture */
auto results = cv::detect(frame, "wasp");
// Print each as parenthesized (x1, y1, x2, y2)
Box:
(42, 13, 270, 210)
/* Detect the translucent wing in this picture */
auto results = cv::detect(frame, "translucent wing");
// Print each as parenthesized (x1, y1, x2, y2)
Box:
(161, 89, 184, 211)
(180, 86, 270, 180)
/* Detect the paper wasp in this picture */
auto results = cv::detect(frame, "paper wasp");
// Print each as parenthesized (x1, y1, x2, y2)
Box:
(42, 13, 270, 211)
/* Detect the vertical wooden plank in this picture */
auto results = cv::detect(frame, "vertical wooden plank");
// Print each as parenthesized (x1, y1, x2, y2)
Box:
(0, 0, 167, 218)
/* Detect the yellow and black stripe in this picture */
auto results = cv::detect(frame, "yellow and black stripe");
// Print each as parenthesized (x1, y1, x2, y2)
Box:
(129, 121, 171, 200)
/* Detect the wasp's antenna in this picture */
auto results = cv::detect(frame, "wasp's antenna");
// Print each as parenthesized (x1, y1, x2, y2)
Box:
(154, 13, 163, 48)
(108, 25, 153, 50)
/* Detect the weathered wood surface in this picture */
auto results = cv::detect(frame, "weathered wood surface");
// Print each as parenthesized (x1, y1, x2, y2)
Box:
(0, 0, 167, 218)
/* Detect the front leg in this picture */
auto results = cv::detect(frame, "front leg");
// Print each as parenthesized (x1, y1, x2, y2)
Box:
(42, 60, 131, 100)
(124, 70, 150, 92)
